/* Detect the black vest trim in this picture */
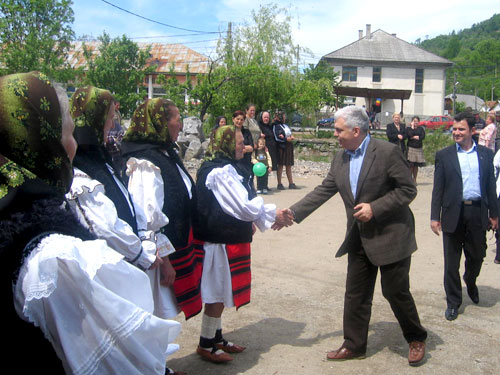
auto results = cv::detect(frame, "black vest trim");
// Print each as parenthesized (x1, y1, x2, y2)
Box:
(73, 146, 138, 235)
(124, 146, 196, 249)
(193, 158, 253, 244)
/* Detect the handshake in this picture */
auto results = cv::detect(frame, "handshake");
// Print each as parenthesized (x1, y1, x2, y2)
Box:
(272, 208, 295, 230)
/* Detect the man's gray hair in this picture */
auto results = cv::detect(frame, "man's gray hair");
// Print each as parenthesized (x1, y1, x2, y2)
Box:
(335, 106, 369, 133)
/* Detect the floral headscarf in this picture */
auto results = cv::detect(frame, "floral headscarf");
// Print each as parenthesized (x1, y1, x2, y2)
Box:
(122, 98, 177, 145)
(0, 72, 72, 201)
(205, 125, 237, 161)
(70, 86, 114, 145)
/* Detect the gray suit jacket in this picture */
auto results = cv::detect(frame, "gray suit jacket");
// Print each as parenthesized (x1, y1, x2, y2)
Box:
(290, 137, 417, 266)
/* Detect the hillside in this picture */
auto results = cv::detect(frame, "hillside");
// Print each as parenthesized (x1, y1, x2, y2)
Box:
(417, 13, 500, 103)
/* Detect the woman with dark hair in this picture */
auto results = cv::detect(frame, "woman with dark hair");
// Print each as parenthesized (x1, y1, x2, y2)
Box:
(0, 72, 180, 374)
(406, 116, 426, 182)
(273, 110, 298, 189)
(214, 115, 227, 130)
(121, 98, 203, 321)
(194, 125, 291, 363)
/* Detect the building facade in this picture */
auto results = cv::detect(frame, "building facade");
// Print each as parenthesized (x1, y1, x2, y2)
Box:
(322, 25, 453, 125)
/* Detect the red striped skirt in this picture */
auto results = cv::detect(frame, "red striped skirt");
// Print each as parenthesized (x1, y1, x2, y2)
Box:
(169, 234, 204, 319)
(225, 243, 252, 309)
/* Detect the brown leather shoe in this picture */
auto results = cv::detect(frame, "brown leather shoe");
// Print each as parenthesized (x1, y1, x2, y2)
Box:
(326, 346, 366, 361)
(215, 341, 246, 353)
(196, 346, 233, 363)
(408, 341, 425, 366)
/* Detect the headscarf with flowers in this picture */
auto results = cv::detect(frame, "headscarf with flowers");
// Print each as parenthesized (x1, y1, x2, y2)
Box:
(70, 86, 114, 146)
(122, 98, 176, 146)
(204, 125, 237, 161)
(0, 72, 73, 204)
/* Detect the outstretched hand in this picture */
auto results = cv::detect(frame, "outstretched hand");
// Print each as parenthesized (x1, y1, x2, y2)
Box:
(272, 208, 294, 230)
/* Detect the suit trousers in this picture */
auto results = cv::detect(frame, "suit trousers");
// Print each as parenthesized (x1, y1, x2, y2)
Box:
(343, 247, 427, 353)
(443, 204, 487, 309)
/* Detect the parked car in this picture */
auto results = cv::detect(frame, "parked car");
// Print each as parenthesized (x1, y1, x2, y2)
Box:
(418, 115, 454, 130)
(317, 117, 335, 127)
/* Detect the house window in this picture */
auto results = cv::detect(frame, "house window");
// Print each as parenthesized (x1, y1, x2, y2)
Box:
(372, 67, 381, 82)
(342, 66, 357, 82)
(415, 69, 424, 93)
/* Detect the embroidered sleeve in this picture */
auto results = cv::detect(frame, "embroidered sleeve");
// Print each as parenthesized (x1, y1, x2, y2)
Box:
(206, 164, 276, 231)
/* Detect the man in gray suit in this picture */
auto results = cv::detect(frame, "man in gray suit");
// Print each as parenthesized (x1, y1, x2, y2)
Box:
(276, 106, 427, 366)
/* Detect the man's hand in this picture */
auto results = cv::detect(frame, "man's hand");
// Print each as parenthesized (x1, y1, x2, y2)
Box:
(353, 203, 373, 222)
(489, 217, 498, 231)
(159, 256, 176, 287)
(430, 220, 442, 236)
(272, 208, 294, 230)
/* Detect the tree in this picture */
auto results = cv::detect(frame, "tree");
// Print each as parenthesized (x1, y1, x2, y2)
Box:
(303, 59, 342, 109)
(82, 33, 153, 117)
(0, 0, 75, 80)
(157, 64, 193, 114)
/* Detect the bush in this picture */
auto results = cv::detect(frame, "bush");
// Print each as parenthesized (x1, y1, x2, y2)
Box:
(423, 129, 454, 165)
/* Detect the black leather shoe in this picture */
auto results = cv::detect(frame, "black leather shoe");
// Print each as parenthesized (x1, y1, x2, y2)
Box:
(467, 285, 479, 304)
(445, 308, 458, 321)
(463, 276, 479, 304)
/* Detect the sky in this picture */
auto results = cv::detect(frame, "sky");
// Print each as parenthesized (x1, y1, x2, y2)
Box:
(73, 0, 499, 67)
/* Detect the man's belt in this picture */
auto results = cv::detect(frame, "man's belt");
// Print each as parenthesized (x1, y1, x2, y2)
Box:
(462, 200, 481, 206)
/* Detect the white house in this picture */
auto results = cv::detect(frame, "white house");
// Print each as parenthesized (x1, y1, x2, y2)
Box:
(322, 25, 453, 125)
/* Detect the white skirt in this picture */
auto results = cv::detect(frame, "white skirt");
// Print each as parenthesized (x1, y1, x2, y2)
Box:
(147, 267, 181, 319)
(201, 242, 235, 307)
(14, 234, 181, 375)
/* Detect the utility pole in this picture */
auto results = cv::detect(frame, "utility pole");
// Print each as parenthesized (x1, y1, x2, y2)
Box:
(452, 72, 458, 115)
(226, 22, 233, 66)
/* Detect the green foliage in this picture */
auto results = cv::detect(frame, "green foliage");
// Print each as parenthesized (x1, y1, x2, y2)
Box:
(189, 3, 342, 123)
(0, 0, 75, 80)
(419, 13, 500, 102)
(81, 32, 153, 117)
(423, 128, 454, 164)
(157, 65, 193, 114)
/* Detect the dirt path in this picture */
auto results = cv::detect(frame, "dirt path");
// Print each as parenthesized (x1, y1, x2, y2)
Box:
(169, 171, 500, 375)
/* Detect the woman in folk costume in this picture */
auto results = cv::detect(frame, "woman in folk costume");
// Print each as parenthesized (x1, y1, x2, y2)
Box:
(67, 87, 184, 374)
(0, 72, 180, 374)
(193, 125, 290, 363)
(68, 86, 162, 272)
(121, 98, 203, 322)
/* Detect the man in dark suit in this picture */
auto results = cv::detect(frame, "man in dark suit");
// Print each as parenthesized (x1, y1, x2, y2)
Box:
(431, 112, 498, 321)
(275, 106, 427, 366)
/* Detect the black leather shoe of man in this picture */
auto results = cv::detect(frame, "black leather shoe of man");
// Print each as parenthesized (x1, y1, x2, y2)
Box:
(326, 346, 366, 361)
(445, 308, 458, 321)
(466, 284, 479, 304)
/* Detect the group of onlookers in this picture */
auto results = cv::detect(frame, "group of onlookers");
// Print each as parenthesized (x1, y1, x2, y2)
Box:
(214, 104, 299, 194)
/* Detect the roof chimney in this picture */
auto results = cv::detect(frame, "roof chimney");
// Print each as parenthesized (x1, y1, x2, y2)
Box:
(366, 24, 371, 39)
(359, 30, 363, 39)
(391, 33, 397, 37)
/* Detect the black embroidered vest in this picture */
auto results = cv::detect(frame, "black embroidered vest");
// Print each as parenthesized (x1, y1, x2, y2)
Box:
(73, 146, 138, 234)
(125, 147, 196, 249)
(193, 158, 253, 244)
